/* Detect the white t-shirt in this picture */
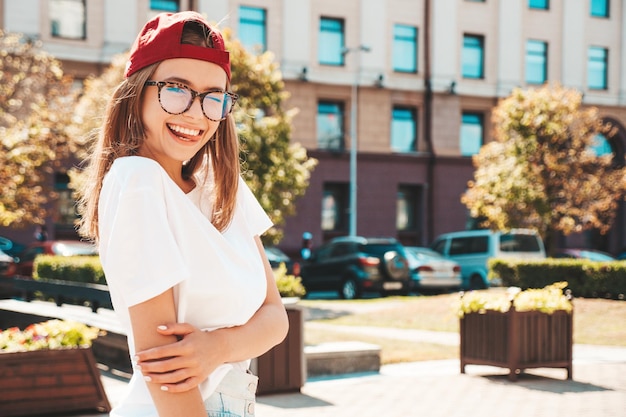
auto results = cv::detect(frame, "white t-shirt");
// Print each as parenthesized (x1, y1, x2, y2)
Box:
(98, 156, 272, 417)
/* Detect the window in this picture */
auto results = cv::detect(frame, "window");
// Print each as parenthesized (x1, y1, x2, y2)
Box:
(55, 172, 78, 226)
(150, 0, 179, 12)
(449, 236, 489, 255)
(462, 35, 484, 79)
(321, 183, 348, 231)
(460, 112, 484, 156)
(397, 186, 420, 231)
(529, 0, 549, 10)
(589, 134, 613, 156)
(391, 107, 417, 152)
(526, 40, 547, 84)
(319, 17, 345, 66)
(393, 24, 417, 73)
(588, 47, 608, 90)
(317, 101, 344, 150)
(49, 0, 86, 40)
(590, 0, 609, 17)
(239, 6, 267, 53)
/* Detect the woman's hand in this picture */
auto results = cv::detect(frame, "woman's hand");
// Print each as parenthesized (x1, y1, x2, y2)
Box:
(134, 323, 226, 393)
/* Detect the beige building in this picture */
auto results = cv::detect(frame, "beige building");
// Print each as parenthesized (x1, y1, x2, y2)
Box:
(2, 0, 626, 255)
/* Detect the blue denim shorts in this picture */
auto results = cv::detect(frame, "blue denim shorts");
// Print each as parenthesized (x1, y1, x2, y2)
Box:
(204, 369, 258, 417)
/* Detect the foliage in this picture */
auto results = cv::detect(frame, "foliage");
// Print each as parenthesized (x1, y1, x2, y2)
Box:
(273, 262, 306, 298)
(0, 30, 77, 227)
(462, 84, 626, 250)
(490, 258, 626, 300)
(457, 282, 572, 317)
(69, 31, 317, 245)
(0, 319, 100, 352)
(34, 255, 106, 284)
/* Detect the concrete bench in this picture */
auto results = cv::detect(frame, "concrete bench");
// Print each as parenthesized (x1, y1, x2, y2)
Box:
(304, 341, 381, 377)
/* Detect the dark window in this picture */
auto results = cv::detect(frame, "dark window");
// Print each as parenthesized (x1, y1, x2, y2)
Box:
(590, 0, 609, 17)
(588, 46, 608, 90)
(529, 0, 549, 10)
(239, 6, 267, 53)
(393, 24, 417, 73)
(319, 17, 345, 66)
(317, 101, 345, 150)
(397, 185, 420, 231)
(50, 0, 86, 40)
(460, 112, 484, 156)
(322, 183, 349, 232)
(55, 172, 78, 226)
(449, 236, 489, 255)
(462, 35, 484, 79)
(391, 107, 417, 152)
(526, 40, 548, 84)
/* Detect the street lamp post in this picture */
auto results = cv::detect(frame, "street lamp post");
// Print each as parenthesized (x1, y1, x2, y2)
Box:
(343, 45, 370, 237)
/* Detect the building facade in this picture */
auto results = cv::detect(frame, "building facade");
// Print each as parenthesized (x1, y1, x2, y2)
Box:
(2, 0, 626, 256)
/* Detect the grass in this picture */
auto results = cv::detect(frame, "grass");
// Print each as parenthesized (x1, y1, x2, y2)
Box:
(300, 291, 626, 364)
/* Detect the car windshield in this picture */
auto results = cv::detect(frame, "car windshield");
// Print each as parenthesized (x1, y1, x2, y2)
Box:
(407, 247, 443, 260)
(359, 243, 401, 256)
(265, 247, 290, 262)
(52, 242, 98, 256)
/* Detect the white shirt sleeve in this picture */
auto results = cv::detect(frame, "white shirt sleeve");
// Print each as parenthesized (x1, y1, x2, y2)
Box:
(238, 176, 273, 237)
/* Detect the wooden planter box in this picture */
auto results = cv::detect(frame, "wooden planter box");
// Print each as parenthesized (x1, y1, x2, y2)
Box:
(0, 347, 111, 417)
(460, 306, 573, 381)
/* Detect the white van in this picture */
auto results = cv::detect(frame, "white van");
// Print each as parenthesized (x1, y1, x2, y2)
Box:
(430, 229, 546, 290)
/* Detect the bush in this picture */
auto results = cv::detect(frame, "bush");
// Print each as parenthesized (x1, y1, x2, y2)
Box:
(34, 255, 105, 284)
(273, 263, 306, 298)
(490, 258, 626, 299)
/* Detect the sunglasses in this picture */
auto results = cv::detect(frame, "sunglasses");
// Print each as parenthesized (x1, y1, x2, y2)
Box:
(145, 81, 238, 122)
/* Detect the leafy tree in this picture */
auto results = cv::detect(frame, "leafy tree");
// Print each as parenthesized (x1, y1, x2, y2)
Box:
(0, 30, 76, 227)
(462, 84, 626, 252)
(70, 31, 316, 244)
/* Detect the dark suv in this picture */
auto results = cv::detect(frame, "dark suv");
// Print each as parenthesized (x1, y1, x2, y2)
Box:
(300, 236, 413, 299)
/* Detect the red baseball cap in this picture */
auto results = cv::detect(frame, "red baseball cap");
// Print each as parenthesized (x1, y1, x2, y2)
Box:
(124, 11, 231, 80)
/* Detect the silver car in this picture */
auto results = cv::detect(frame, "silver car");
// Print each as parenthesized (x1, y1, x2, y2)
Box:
(405, 246, 461, 292)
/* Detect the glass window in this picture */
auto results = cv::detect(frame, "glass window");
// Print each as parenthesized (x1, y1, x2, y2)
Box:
(529, 0, 549, 9)
(239, 6, 267, 53)
(322, 183, 348, 231)
(317, 102, 344, 150)
(397, 185, 419, 231)
(150, 0, 179, 12)
(55, 172, 78, 226)
(590, 0, 609, 17)
(319, 17, 345, 66)
(526, 40, 547, 84)
(462, 35, 484, 79)
(393, 24, 417, 73)
(460, 112, 484, 156)
(589, 134, 613, 156)
(49, 0, 86, 40)
(391, 107, 417, 153)
(588, 47, 608, 90)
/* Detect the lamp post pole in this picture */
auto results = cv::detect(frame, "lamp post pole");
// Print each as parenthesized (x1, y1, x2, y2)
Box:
(343, 45, 370, 237)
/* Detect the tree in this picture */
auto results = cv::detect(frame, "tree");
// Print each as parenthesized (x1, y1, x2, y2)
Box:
(462, 84, 626, 252)
(70, 32, 316, 244)
(0, 30, 76, 228)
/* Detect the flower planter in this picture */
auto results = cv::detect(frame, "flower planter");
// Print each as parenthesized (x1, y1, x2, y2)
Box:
(460, 304, 573, 381)
(0, 347, 111, 416)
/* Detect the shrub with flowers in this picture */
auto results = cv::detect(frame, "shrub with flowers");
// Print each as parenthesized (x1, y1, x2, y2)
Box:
(0, 319, 101, 353)
(457, 281, 573, 317)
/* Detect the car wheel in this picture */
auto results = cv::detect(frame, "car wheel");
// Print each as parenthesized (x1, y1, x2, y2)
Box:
(469, 274, 486, 290)
(339, 278, 359, 300)
(382, 251, 409, 280)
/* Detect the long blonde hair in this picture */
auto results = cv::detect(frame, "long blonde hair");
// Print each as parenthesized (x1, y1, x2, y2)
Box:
(77, 21, 240, 241)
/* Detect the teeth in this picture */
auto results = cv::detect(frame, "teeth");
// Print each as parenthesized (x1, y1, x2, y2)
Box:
(169, 124, 200, 136)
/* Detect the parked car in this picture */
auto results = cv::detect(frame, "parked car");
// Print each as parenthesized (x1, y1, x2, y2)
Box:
(0, 248, 16, 278)
(299, 236, 413, 299)
(431, 229, 546, 290)
(265, 246, 301, 276)
(404, 246, 461, 292)
(553, 248, 616, 261)
(15, 240, 98, 277)
(0, 236, 26, 258)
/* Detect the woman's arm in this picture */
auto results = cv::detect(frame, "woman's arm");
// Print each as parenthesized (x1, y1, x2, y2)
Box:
(134, 236, 290, 393)
(129, 289, 206, 415)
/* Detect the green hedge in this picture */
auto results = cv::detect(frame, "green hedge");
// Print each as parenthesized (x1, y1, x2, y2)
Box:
(489, 258, 626, 299)
(34, 255, 106, 285)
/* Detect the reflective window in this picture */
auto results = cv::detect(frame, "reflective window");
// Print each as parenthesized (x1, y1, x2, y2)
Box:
(55, 172, 78, 226)
(321, 183, 348, 231)
(529, 0, 549, 9)
(319, 18, 345, 66)
(460, 113, 484, 156)
(526, 40, 547, 84)
(239, 6, 267, 53)
(150, 0, 179, 12)
(588, 47, 608, 90)
(397, 186, 419, 231)
(391, 107, 417, 153)
(462, 35, 484, 79)
(393, 24, 417, 73)
(590, 0, 609, 17)
(50, 0, 86, 40)
(589, 134, 613, 156)
(317, 102, 344, 150)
